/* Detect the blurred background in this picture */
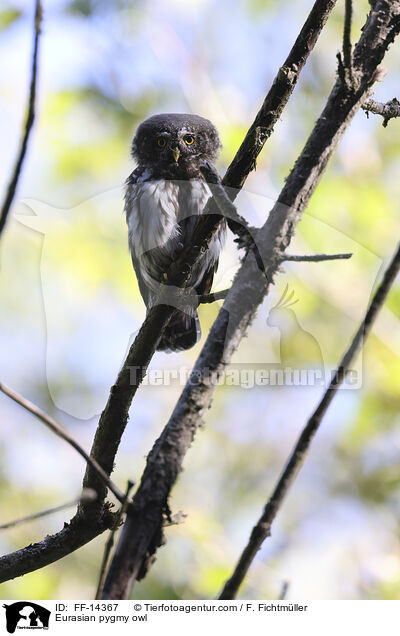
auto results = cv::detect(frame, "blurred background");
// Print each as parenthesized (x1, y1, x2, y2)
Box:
(0, 0, 399, 600)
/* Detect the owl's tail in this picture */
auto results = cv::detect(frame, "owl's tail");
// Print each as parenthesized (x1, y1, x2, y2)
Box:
(157, 310, 201, 352)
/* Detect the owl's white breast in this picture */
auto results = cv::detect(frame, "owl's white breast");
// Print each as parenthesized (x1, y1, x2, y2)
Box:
(126, 180, 179, 256)
(125, 177, 225, 299)
(125, 179, 212, 256)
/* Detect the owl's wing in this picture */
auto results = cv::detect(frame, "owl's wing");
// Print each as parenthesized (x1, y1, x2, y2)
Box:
(125, 167, 183, 306)
(195, 263, 217, 295)
(125, 167, 153, 306)
(133, 257, 151, 307)
(177, 179, 225, 294)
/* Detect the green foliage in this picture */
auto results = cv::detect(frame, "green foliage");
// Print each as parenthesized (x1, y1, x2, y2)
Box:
(0, 7, 21, 31)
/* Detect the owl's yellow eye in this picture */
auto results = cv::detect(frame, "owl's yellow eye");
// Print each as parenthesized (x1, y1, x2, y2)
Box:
(157, 138, 166, 148)
(184, 135, 194, 145)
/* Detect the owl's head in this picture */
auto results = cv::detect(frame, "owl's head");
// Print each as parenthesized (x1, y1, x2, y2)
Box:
(131, 113, 221, 167)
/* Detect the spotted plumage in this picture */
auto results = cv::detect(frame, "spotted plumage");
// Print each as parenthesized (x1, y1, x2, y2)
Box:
(125, 113, 225, 351)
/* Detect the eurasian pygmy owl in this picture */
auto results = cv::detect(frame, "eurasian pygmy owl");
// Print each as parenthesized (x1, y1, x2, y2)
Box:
(125, 113, 225, 351)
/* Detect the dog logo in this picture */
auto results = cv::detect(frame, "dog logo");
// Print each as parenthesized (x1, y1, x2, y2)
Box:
(3, 602, 50, 633)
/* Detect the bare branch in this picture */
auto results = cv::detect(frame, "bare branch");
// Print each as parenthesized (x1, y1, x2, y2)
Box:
(200, 161, 266, 273)
(200, 160, 255, 243)
(0, 490, 97, 531)
(198, 289, 230, 304)
(0, 383, 126, 504)
(101, 0, 400, 599)
(0, 508, 115, 584)
(222, 0, 339, 192)
(283, 252, 352, 262)
(362, 96, 400, 126)
(4, 0, 394, 588)
(342, 0, 355, 86)
(202, 163, 352, 269)
(95, 481, 134, 600)
(278, 581, 290, 601)
(163, 511, 187, 527)
(219, 240, 400, 599)
(81, 0, 341, 526)
(0, 0, 42, 237)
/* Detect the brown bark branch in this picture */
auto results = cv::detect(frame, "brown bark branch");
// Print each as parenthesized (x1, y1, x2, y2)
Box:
(101, 0, 400, 601)
(219, 240, 400, 599)
(0, 0, 42, 237)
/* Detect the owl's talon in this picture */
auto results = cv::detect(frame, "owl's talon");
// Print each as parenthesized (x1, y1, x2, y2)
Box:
(234, 228, 258, 252)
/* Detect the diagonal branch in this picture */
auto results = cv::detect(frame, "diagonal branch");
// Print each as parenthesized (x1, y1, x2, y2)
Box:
(80, 0, 340, 520)
(222, 0, 339, 193)
(101, 0, 400, 599)
(0, 383, 126, 504)
(0, 0, 42, 237)
(219, 240, 400, 599)
(0, 0, 350, 585)
(79, 237, 225, 514)
(0, 509, 115, 584)
(0, 490, 97, 531)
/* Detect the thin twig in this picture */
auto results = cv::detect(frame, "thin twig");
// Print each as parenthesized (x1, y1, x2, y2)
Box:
(198, 289, 230, 304)
(95, 481, 134, 600)
(343, 0, 353, 71)
(163, 510, 187, 526)
(362, 97, 400, 127)
(0, 0, 42, 237)
(0, 490, 97, 530)
(283, 252, 352, 262)
(200, 161, 266, 273)
(219, 241, 400, 599)
(0, 382, 126, 503)
(200, 161, 255, 241)
(223, 0, 339, 191)
(278, 580, 290, 601)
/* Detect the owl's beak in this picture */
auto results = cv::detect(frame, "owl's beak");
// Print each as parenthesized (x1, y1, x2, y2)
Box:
(171, 147, 180, 163)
